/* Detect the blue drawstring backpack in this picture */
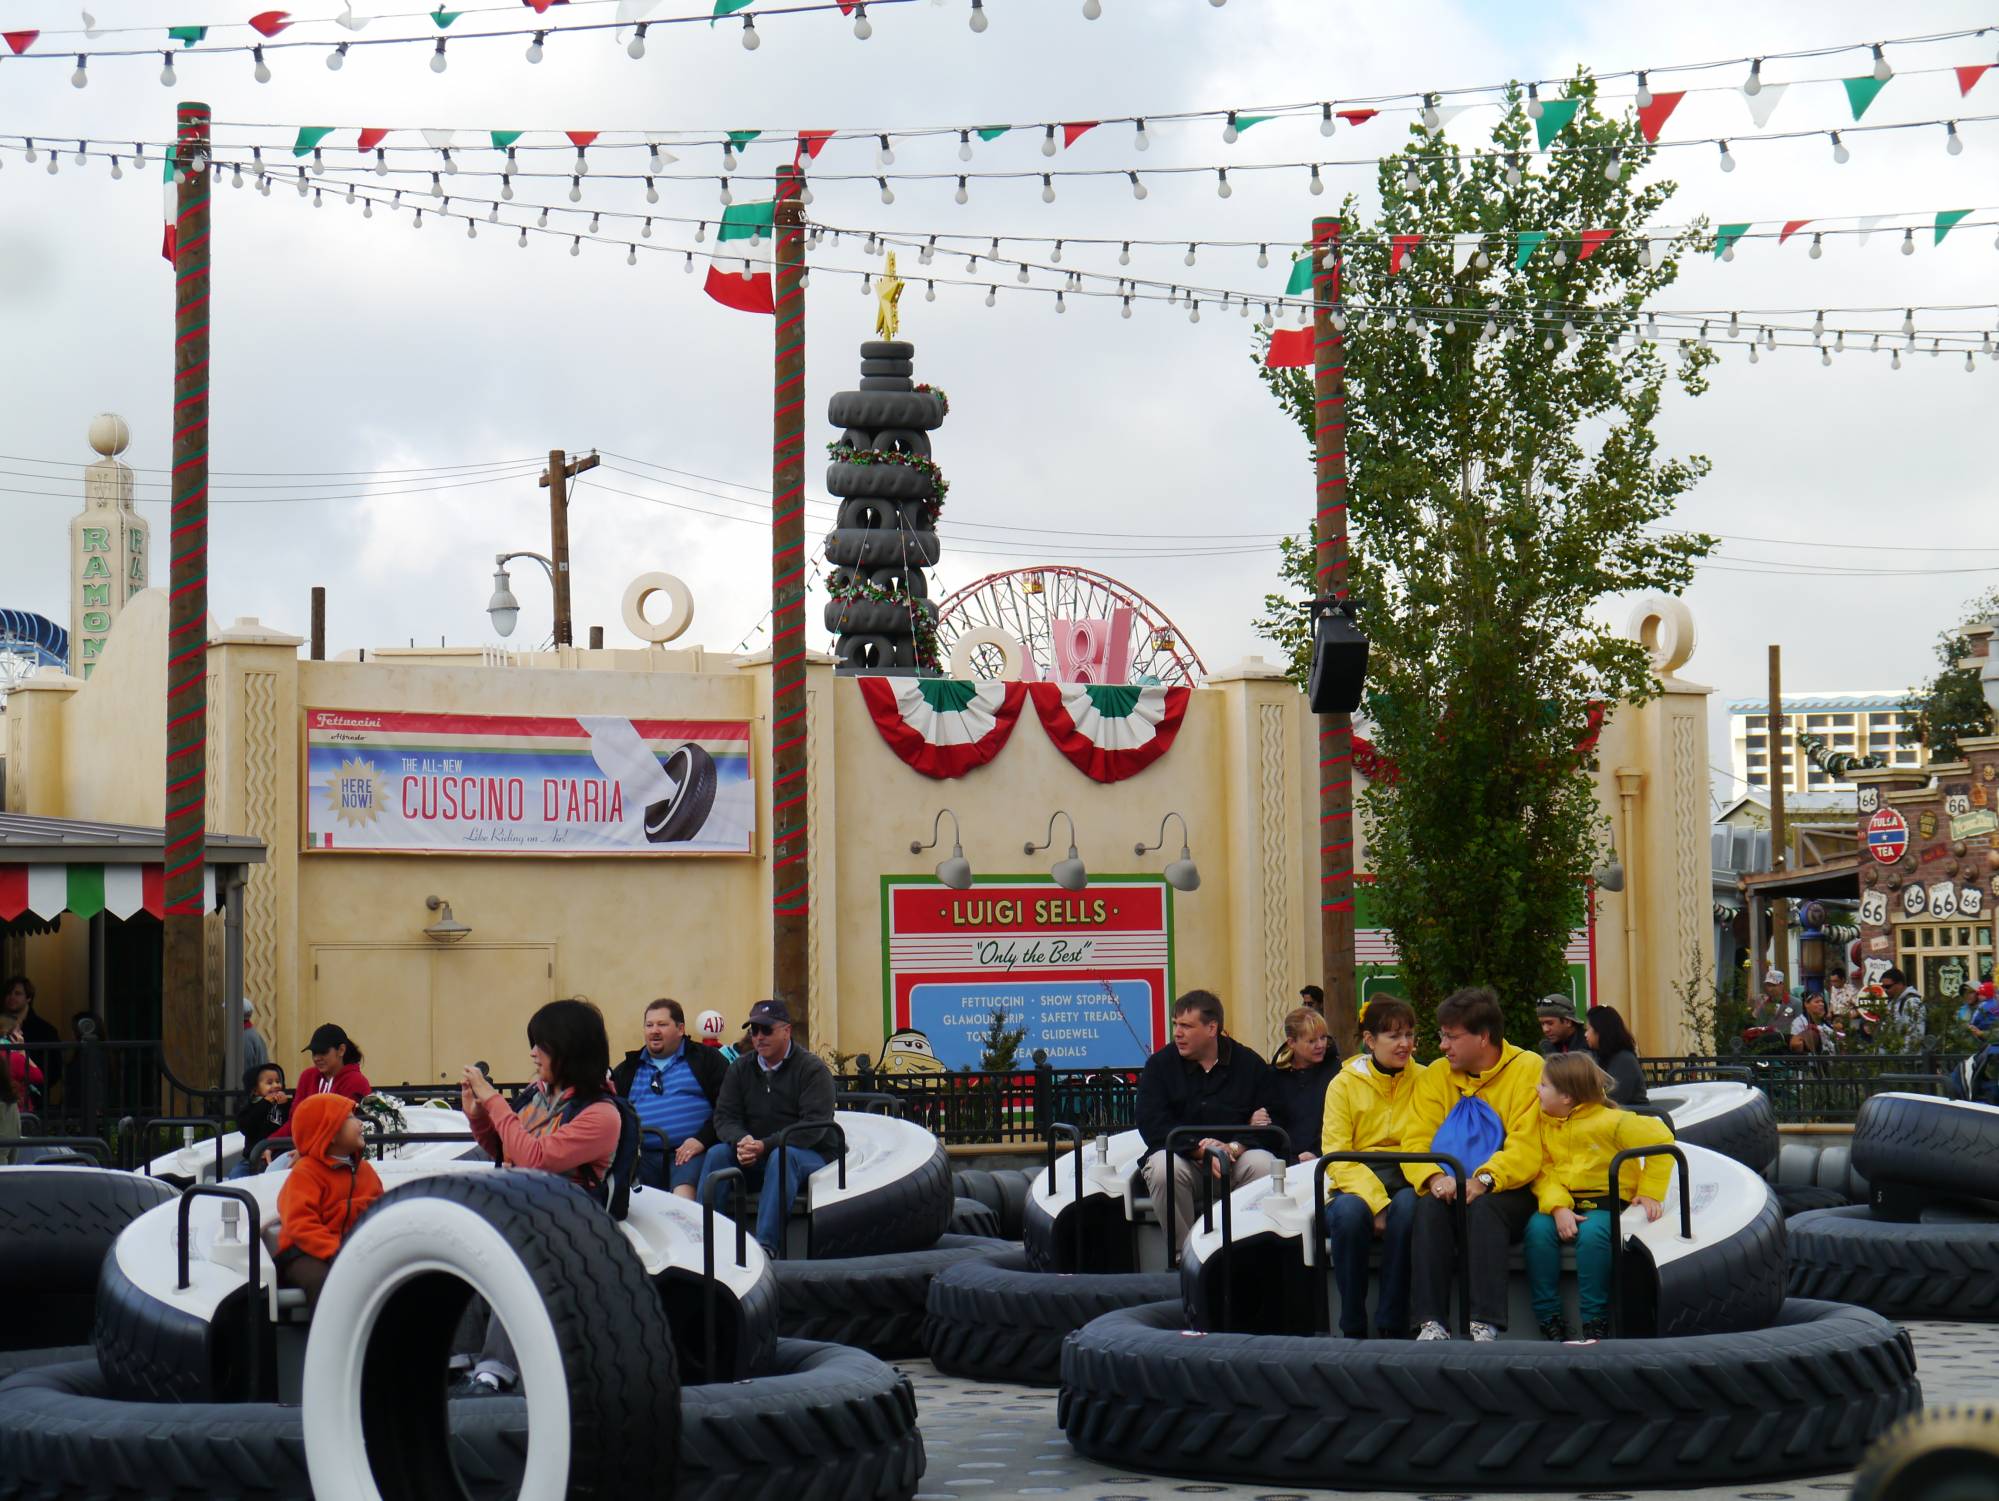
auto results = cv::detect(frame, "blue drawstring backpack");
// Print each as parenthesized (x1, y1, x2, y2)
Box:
(1429, 1093, 1506, 1181)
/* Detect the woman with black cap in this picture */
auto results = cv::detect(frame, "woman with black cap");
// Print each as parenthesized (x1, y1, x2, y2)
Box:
(249, 1024, 371, 1170)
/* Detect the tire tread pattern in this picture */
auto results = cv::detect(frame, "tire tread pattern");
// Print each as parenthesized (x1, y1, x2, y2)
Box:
(922, 1261, 1173, 1386)
(773, 1236, 1017, 1358)
(1786, 1203, 1999, 1319)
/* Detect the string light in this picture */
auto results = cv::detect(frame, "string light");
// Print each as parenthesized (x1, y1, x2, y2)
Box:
(1946, 121, 1964, 156)
(429, 38, 447, 74)
(1635, 71, 1653, 108)
(252, 45, 270, 83)
(740, 16, 759, 50)
(955, 175, 969, 204)
(968, 0, 988, 31)
(70, 54, 87, 89)
(626, 22, 648, 60)
(328, 42, 348, 70)
(1871, 43, 1893, 82)
(1083, 0, 1102, 17)
(1134, 118, 1150, 151)
(1040, 125, 1057, 159)
(852, 3, 873, 40)
(1308, 164, 1324, 196)
(1128, 171, 1146, 201)
(1831, 131, 1850, 164)
(1717, 140, 1736, 172)
(1042, 173, 1056, 203)
(1809, 232, 1823, 258)
(1743, 57, 1763, 96)
(1215, 168, 1231, 198)
(1223, 111, 1240, 145)
(526, 31, 545, 63)
(878, 176, 894, 205)
(1320, 103, 1335, 138)
(159, 52, 175, 87)
(1901, 227, 1915, 255)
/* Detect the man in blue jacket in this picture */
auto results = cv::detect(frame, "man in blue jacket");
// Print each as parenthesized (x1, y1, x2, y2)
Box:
(1136, 990, 1278, 1249)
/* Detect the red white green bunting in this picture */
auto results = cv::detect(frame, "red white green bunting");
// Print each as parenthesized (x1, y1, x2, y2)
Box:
(1029, 682, 1189, 783)
(857, 677, 1027, 780)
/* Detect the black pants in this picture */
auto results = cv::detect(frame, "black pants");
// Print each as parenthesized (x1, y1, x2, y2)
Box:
(1410, 1185, 1535, 1330)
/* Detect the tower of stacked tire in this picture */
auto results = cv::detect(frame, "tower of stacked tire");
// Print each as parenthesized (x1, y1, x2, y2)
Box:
(824, 340, 945, 675)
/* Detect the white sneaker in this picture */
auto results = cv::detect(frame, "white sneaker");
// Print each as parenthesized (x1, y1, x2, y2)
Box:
(1470, 1321, 1499, 1343)
(1416, 1320, 1450, 1341)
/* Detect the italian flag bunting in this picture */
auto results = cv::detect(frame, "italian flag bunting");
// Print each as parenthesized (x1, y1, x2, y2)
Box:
(704, 262, 773, 314)
(1029, 682, 1189, 783)
(857, 677, 1027, 780)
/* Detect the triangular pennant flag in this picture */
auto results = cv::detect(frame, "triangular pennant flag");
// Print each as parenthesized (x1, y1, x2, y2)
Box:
(1856, 215, 1887, 245)
(1713, 223, 1749, 259)
(420, 129, 456, 151)
(1234, 114, 1274, 133)
(1635, 91, 1684, 143)
(1513, 230, 1547, 270)
(644, 137, 678, 165)
(795, 130, 833, 162)
(431, 8, 462, 27)
(358, 128, 390, 152)
(614, 0, 656, 17)
(704, 262, 773, 314)
(1335, 109, 1378, 126)
(292, 126, 335, 156)
(162, 223, 177, 263)
(335, 4, 370, 28)
(718, 200, 775, 241)
(1061, 121, 1098, 148)
(1935, 209, 1971, 245)
(1388, 233, 1423, 274)
(165, 25, 207, 44)
(1842, 76, 1887, 121)
(1265, 327, 1312, 368)
(1284, 255, 1314, 295)
(1451, 236, 1480, 274)
(2, 30, 39, 53)
(1577, 227, 1614, 261)
(1779, 219, 1812, 245)
(249, 11, 291, 36)
(566, 131, 600, 149)
(713, 0, 753, 14)
(1533, 98, 1580, 150)
(975, 127, 1009, 142)
(160, 146, 177, 264)
(726, 129, 761, 149)
(1432, 105, 1472, 129)
(1956, 64, 1992, 96)
(1743, 81, 1788, 130)
(489, 129, 522, 150)
(82, 12, 103, 39)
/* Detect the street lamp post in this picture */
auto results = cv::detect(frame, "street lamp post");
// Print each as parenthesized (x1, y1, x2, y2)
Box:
(486, 550, 555, 641)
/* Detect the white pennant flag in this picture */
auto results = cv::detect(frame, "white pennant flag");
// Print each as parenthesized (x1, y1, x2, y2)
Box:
(1742, 82, 1788, 130)
(335, 4, 370, 29)
(1452, 236, 1481, 274)
(1432, 105, 1473, 130)
(81, 10, 102, 38)
(644, 137, 679, 165)
(1856, 215, 1887, 246)
(420, 129, 456, 152)
(617, 0, 662, 20)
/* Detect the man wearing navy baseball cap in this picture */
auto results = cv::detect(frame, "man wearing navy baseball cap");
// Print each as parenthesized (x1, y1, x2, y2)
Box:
(697, 999, 843, 1254)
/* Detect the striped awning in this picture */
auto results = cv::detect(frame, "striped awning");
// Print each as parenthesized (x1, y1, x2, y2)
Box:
(0, 864, 219, 922)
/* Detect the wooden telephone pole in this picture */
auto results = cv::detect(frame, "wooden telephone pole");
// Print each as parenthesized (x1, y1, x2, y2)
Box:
(537, 449, 599, 648)
(770, 165, 811, 1037)
(1767, 645, 1789, 986)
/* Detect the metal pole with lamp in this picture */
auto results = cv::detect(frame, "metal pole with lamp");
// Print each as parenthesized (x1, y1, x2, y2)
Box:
(485, 551, 555, 642)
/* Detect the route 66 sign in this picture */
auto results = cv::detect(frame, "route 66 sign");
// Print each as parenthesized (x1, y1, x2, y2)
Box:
(1946, 793, 1972, 818)
(1961, 885, 1986, 918)
(1858, 786, 1880, 813)
(1902, 881, 1929, 916)
(1929, 882, 1959, 918)
(1859, 890, 1889, 926)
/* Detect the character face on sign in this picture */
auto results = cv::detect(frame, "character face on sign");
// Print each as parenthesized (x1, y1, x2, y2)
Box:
(1859, 890, 1889, 927)
(1858, 787, 1880, 814)
(878, 1028, 948, 1076)
(1961, 886, 1985, 919)
(1902, 882, 1929, 917)
(1929, 882, 1959, 919)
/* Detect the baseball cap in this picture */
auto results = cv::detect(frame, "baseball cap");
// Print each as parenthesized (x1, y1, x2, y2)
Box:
(305, 1022, 351, 1055)
(743, 999, 791, 1028)
(1534, 995, 1575, 1020)
(1764, 967, 1786, 985)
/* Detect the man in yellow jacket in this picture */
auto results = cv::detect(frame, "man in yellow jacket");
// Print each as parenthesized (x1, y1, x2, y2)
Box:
(1400, 986, 1545, 1341)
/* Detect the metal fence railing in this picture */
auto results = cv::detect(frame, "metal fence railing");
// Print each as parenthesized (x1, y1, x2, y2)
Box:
(1642, 1052, 1965, 1125)
(842, 1058, 1140, 1145)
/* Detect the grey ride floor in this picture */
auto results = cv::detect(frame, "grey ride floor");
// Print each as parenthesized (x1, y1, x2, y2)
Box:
(901, 1319, 1999, 1501)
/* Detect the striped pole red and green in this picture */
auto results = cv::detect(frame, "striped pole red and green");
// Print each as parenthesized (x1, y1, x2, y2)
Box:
(770, 162, 811, 1036)
(164, 102, 212, 1075)
(1312, 215, 1358, 1043)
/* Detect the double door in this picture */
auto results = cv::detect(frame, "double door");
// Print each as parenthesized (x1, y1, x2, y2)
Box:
(309, 942, 556, 1087)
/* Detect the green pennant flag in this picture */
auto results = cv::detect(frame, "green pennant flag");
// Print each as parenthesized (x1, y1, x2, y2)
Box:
(1713, 223, 1750, 259)
(292, 126, 335, 157)
(166, 25, 207, 44)
(1234, 114, 1274, 133)
(1284, 254, 1315, 295)
(1842, 76, 1887, 120)
(1513, 230, 1547, 269)
(713, 0, 753, 15)
(65, 865, 104, 921)
(976, 127, 1009, 142)
(1935, 209, 1971, 245)
(726, 130, 761, 149)
(718, 200, 776, 242)
(1533, 98, 1580, 150)
(490, 130, 523, 150)
(431, 7, 461, 26)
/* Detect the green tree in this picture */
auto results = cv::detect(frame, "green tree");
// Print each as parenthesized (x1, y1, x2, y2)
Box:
(1902, 587, 1999, 760)
(977, 1007, 1027, 1072)
(1253, 78, 1719, 1041)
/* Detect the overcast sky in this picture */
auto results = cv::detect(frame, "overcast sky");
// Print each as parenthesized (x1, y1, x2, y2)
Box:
(2, 0, 1994, 798)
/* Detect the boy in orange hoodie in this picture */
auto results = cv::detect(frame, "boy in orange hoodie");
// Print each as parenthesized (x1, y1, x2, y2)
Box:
(276, 1092, 383, 1306)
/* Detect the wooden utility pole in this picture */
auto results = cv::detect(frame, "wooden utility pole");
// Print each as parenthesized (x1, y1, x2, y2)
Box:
(163, 101, 212, 1086)
(770, 164, 810, 1036)
(537, 449, 599, 648)
(310, 585, 325, 660)
(1312, 218, 1359, 1056)
(1767, 645, 1789, 986)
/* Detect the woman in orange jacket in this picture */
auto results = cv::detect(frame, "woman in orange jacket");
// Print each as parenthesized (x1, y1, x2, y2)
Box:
(276, 1092, 382, 1306)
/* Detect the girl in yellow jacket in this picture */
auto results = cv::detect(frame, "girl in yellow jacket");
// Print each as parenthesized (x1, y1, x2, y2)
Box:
(1319, 997, 1421, 1338)
(1525, 1051, 1673, 1342)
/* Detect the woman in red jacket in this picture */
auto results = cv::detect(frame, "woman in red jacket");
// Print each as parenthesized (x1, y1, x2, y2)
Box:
(247, 1022, 371, 1172)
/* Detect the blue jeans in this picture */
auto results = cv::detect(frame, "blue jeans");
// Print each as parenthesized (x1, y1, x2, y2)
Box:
(699, 1140, 828, 1254)
(639, 1146, 706, 1193)
(1524, 1208, 1615, 1323)
(1323, 1186, 1416, 1337)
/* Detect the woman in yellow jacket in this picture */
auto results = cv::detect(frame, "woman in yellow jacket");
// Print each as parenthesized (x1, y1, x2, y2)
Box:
(1319, 997, 1421, 1338)
(1525, 1051, 1674, 1342)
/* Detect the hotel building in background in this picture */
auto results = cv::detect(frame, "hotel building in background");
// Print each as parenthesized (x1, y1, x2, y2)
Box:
(1727, 692, 1928, 798)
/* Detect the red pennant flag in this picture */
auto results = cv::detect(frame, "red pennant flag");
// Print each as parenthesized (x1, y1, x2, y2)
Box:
(1265, 328, 1312, 368)
(565, 131, 600, 149)
(0, 866, 24, 921)
(1636, 91, 1684, 143)
(1062, 121, 1099, 148)
(248, 11, 291, 36)
(2, 31, 39, 54)
(1577, 228, 1614, 261)
(835, 0, 857, 10)
(357, 127, 390, 152)
(161, 222, 178, 264)
(795, 130, 833, 163)
(704, 263, 774, 315)
(1388, 233, 1423, 274)
(1335, 109, 1378, 126)
(523, 0, 570, 11)
(1958, 64, 1992, 96)
(1778, 219, 1812, 245)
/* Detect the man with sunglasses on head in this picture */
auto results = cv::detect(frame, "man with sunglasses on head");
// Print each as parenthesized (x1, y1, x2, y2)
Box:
(612, 998, 727, 1198)
(699, 999, 843, 1255)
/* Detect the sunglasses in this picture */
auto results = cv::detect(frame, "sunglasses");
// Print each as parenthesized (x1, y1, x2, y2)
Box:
(648, 1070, 664, 1094)
(747, 1022, 776, 1036)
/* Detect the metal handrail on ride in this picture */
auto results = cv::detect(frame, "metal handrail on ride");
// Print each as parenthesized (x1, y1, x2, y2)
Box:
(1605, 1142, 1693, 1339)
(1312, 1150, 1471, 1340)
(0, 1135, 113, 1165)
(361, 1131, 479, 1161)
(1158, 1124, 1293, 1269)
(177, 1183, 268, 1401)
(762, 1120, 848, 1260)
(1042, 1124, 1087, 1268)
(699, 1166, 750, 1383)
(124, 1114, 229, 1177)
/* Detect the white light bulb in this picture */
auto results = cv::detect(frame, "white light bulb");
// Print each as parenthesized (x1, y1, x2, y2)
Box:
(741, 17, 759, 49)
(71, 56, 88, 89)
(1900, 228, 1915, 256)
(1871, 44, 1891, 83)
(1831, 132, 1849, 165)
(589, 213, 600, 234)
(1946, 123, 1963, 156)
(1743, 58, 1762, 96)
(1526, 82, 1543, 119)
(1184, 244, 1197, 267)
(955, 177, 969, 205)
(1320, 103, 1335, 137)
(1257, 244, 1269, 268)
(327, 43, 346, 69)
(570, 238, 581, 257)
(1134, 119, 1149, 151)
(627, 27, 646, 59)
(254, 47, 271, 83)
(853, 5, 872, 39)
(1308, 165, 1324, 195)
(925, 281, 936, 302)
(1635, 73, 1653, 109)
(374, 150, 388, 177)
(1748, 343, 1759, 364)
(968, 0, 987, 32)
(879, 178, 894, 205)
(626, 244, 637, 265)
(1042, 175, 1055, 203)
(645, 178, 658, 205)
(1216, 169, 1231, 198)
(538, 209, 549, 228)
(526, 34, 544, 62)
(1891, 348, 1901, 369)
(1223, 114, 1239, 145)
(1422, 94, 1440, 129)
(958, 131, 973, 161)
(160, 54, 176, 86)
(1189, 302, 1200, 323)
(682, 252, 691, 271)
(641, 218, 652, 237)
(1603, 151, 1620, 183)
(1129, 172, 1146, 201)
(1051, 241, 1063, 263)
(569, 178, 582, 203)
(112, 157, 124, 180)
(1056, 291, 1066, 313)
(1717, 141, 1736, 172)
(1809, 233, 1822, 259)
(985, 286, 996, 307)
(1083, 0, 1101, 15)
(1017, 263, 1029, 284)
(1041, 126, 1057, 158)
(1121, 298, 1132, 319)
(720, 179, 733, 205)
(1118, 243, 1130, 265)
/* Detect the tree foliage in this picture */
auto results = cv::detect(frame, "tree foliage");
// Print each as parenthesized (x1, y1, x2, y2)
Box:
(1253, 78, 1719, 1041)
(1901, 587, 1999, 761)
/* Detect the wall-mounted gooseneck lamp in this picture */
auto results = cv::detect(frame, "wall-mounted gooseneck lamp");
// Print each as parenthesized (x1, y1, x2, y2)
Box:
(1135, 811, 1201, 892)
(1025, 810, 1087, 891)
(911, 809, 974, 890)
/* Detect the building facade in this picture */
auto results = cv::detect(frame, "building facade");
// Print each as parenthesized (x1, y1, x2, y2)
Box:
(1728, 692, 1926, 798)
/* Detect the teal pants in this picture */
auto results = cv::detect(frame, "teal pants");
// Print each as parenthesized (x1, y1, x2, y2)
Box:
(1524, 1209, 1615, 1323)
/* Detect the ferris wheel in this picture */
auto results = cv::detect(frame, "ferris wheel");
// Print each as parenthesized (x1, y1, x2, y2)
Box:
(932, 566, 1206, 686)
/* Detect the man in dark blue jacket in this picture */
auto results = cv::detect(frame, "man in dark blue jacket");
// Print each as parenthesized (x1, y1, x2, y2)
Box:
(1136, 990, 1277, 1249)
